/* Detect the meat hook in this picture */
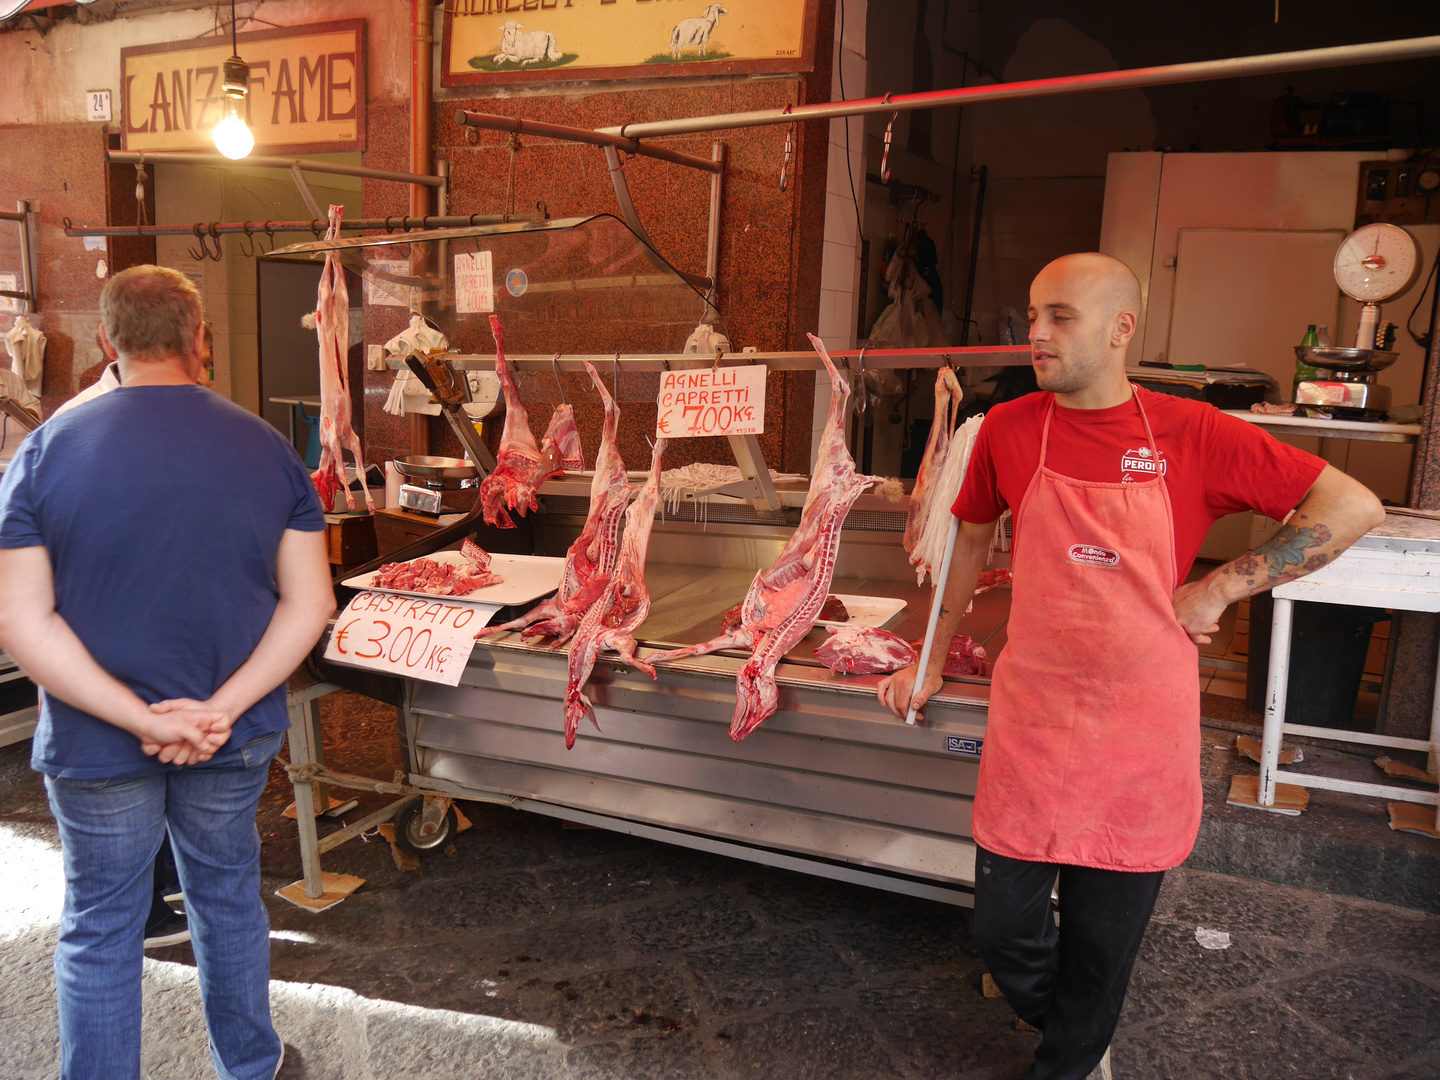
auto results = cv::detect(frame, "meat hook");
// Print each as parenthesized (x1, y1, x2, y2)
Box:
(550, 353, 567, 405)
(262, 222, 278, 254)
(187, 223, 215, 262)
(236, 223, 256, 258)
(613, 352, 620, 398)
(779, 127, 793, 192)
(206, 223, 225, 261)
(712, 346, 724, 372)
(880, 110, 898, 184)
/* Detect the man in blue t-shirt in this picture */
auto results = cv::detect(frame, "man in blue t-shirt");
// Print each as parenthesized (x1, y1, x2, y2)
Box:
(0, 265, 335, 1080)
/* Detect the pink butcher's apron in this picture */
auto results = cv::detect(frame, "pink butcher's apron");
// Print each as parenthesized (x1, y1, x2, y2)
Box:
(970, 390, 1201, 871)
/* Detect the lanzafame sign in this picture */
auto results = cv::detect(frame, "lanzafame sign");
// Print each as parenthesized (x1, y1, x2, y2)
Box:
(121, 21, 365, 154)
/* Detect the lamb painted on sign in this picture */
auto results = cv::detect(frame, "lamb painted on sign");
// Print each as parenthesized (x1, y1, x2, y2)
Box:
(670, 5, 728, 60)
(494, 19, 562, 66)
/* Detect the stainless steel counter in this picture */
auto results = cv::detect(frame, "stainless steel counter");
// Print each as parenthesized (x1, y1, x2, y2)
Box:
(400, 512, 1009, 904)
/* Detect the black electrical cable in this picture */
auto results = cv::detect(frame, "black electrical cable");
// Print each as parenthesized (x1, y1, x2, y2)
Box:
(1407, 243, 1439, 349)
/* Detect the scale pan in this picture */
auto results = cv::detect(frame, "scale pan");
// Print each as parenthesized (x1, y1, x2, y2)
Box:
(1296, 346, 1398, 372)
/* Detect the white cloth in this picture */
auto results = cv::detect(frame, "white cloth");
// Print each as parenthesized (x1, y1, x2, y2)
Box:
(383, 315, 450, 417)
(4, 316, 45, 395)
(51, 361, 121, 419)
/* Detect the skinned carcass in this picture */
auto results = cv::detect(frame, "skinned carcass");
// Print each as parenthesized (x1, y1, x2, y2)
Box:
(477, 360, 628, 643)
(479, 315, 584, 528)
(903, 368, 963, 563)
(563, 437, 667, 749)
(650, 334, 886, 741)
(308, 206, 373, 513)
(911, 412, 985, 585)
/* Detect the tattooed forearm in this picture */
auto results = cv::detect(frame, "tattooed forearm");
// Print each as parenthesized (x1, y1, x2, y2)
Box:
(1226, 521, 1335, 590)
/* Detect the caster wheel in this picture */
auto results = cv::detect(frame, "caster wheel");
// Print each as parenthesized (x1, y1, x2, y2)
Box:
(393, 800, 457, 857)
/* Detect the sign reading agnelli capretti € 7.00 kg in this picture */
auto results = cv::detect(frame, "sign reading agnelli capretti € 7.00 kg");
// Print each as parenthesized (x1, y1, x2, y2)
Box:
(121, 21, 365, 155)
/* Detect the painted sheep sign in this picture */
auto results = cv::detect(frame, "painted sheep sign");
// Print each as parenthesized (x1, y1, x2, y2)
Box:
(442, 0, 816, 87)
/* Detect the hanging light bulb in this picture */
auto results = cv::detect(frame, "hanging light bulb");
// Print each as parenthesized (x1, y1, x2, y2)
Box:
(212, 1, 253, 159)
(213, 62, 254, 159)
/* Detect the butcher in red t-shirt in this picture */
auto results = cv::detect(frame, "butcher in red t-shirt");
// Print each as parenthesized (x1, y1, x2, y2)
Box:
(877, 252, 1384, 1080)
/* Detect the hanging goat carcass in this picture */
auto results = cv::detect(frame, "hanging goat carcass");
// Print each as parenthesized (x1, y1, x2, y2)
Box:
(307, 205, 373, 513)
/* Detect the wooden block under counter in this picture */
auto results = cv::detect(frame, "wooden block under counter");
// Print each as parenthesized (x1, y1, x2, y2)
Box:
(373, 506, 449, 557)
(323, 513, 378, 570)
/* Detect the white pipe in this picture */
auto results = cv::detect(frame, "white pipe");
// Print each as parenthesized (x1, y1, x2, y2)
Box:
(601, 35, 1440, 141)
(908, 515, 960, 726)
(1259, 596, 1295, 807)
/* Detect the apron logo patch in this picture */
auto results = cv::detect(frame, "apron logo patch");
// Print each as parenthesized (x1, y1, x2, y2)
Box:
(1121, 446, 1167, 483)
(1068, 544, 1121, 568)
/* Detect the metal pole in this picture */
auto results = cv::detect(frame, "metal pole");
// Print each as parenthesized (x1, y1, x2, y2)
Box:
(603, 145, 712, 292)
(62, 214, 539, 239)
(455, 109, 723, 174)
(600, 35, 1440, 141)
(1259, 595, 1295, 807)
(960, 167, 986, 347)
(908, 515, 960, 725)
(705, 142, 725, 311)
(104, 149, 444, 187)
(15, 201, 35, 314)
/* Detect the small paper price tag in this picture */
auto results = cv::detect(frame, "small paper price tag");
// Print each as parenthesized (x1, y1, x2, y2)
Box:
(323, 591, 497, 685)
(454, 251, 494, 314)
(655, 366, 766, 438)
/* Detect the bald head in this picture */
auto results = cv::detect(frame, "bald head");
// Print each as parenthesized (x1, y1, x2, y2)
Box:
(1041, 252, 1142, 325)
(1026, 253, 1144, 408)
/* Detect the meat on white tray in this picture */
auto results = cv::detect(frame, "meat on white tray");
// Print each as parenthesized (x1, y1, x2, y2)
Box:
(372, 539, 500, 597)
(814, 627, 989, 678)
(650, 334, 887, 741)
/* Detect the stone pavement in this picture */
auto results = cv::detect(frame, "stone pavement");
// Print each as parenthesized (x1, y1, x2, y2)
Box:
(1, 693, 1437, 1080)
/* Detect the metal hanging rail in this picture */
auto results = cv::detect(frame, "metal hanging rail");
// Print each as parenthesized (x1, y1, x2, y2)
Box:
(454, 111, 721, 174)
(104, 150, 444, 188)
(62, 214, 542, 240)
(598, 34, 1440, 140)
(396, 346, 1034, 374)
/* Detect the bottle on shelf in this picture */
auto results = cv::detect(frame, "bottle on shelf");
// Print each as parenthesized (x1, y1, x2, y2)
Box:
(1292, 324, 1319, 403)
(1315, 324, 1331, 346)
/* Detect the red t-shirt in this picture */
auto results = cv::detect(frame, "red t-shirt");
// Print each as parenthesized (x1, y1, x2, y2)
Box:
(951, 387, 1327, 578)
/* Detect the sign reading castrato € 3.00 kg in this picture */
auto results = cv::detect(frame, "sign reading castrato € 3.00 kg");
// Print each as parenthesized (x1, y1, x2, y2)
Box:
(442, 0, 817, 87)
(120, 21, 365, 155)
(324, 591, 494, 686)
(655, 365, 767, 438)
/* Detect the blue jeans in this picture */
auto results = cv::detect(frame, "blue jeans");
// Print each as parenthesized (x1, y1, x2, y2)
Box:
(44, 731, 285, 1080)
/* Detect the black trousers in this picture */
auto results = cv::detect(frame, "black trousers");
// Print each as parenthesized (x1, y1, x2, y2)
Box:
(973, 844, 1164, 1080)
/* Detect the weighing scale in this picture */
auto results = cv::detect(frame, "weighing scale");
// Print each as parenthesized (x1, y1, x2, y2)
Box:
(1294, 222, 1420, 420)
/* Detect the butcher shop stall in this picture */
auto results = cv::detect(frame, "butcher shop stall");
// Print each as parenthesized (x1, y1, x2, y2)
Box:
(271, 213, 1028, 908)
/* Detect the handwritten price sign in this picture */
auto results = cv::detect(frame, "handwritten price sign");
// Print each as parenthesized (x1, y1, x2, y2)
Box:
(655, 366, 767, 438)
(323, 591, 498, 685)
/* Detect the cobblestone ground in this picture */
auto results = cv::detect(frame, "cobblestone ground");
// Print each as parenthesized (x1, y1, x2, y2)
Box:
(1, 693, 1437, 1080)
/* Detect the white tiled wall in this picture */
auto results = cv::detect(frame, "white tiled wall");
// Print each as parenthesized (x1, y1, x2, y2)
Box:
(813, 0, 867, 468)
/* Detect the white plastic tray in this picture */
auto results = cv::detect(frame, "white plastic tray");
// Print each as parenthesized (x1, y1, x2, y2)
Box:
(816, 594, 907, 629)
(344, 552, 565, 606)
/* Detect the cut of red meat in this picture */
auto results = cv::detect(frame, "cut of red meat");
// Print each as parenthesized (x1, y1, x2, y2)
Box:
(818, 595, 849, 622)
